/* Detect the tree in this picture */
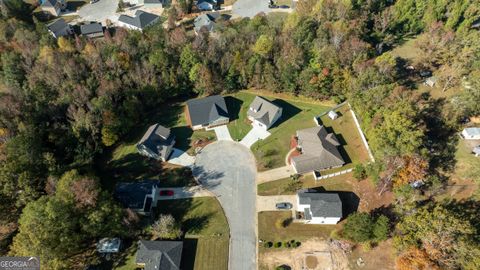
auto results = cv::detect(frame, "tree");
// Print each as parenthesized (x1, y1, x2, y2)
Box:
(395, 247, 440, 270)
(342, 213, 374, 242)
(373, 215, 389, 241)
(151, 214, 182, 240)
(253, 35, 274, 58)
(353, 164, 367, 180)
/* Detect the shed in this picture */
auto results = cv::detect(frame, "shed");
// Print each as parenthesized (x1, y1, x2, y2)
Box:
(97, 238, 122, 253)
(473, 146, 480, 157)
(425, 76, 437, 87)
(328, 110, 338, 120)
(462, 127, 480, 140)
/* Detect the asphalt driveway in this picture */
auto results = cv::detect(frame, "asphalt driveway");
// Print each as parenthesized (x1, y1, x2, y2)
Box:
(233, 0, 271, 18)
(193, 141, 257, 270)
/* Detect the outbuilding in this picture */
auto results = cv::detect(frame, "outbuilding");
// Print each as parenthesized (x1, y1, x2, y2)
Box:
(462, 127, 480, 140)
(328, 110, 338, 120)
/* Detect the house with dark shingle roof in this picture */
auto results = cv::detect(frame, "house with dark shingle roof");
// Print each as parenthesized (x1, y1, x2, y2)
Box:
(47, 18, 72, 39)
(118, 10, 160, 31)
(193, 12, 230, 34)
(196, 0, 217, 11)
(186, 95, 229, 130)
(135, 240, 183, 270)
(80, 22, 104, 38)
(297, 190, 342, 224)
(292, 126, 345, 174)
(137, 124, 175, 161)
(247, 96, 282, 130)
(115, 180, 159, 215)
(40, 0, 65, 16)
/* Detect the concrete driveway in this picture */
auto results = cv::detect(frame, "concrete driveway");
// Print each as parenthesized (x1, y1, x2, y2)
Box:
(257, 165, 295, 183)
(167, 148, 195, 167)
(77, 0, 119, 24)
(157, 186, 213, 200)
(240, 126, 271, 148)
(211, 125, 233, 141)
(193, 141, 257, 270)
(256, 195, 297, 212)
(233, 0, 271, 18)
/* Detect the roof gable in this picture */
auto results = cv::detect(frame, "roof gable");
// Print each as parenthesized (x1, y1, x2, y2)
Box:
(138, 124, 175, 158)
(136, 240, 183, 270)
(119, 10, 159, 29)
(186, 95, 229, 126)
(247, 96, 282, 126)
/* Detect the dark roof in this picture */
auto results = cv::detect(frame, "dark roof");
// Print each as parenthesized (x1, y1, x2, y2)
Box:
(137, 124, 175, 159)
(115, 180, 158, 210)
(47, 18, 69, 35)
(186, 95, 229, 126)
(80, 22, 103, 35)
(292, 126, 345, 173)
(118, 10, 159, 29)
(194, 13, 217, 32)
(247, 96, 282, 127)
(298, 192, 342, 218)
(136, 240, 183, 270)
(144, 0, 166, 3)
(41, 0, 58, 8)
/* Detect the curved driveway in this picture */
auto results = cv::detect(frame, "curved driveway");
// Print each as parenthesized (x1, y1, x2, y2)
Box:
(193, 141, 257, 270)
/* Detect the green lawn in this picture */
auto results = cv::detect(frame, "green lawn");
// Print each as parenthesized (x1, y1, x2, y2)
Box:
(225, 93, 255, 141)
(453, 139, 480, 183)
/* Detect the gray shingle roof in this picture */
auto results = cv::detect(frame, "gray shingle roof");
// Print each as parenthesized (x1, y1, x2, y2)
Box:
(118, 10, 159, 29)
(47, 18, 69, 35)
(80, 22, 103, 35)
(137, 124, 175, 159)
(186, 95, 229, 126)
(115, 180, 158, 210)
(247, 96, 282, 127)
(41, 0, 58, 8)
(292, 126, 345, 173)
(298, 192, 342, 218)
(136, 240, 183, 270)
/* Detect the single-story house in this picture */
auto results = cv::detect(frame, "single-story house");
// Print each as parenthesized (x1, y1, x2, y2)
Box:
(297, 190, 342, 224)
(247, 96, 282, 130)
(97, 238, 122, 253)
(461, 127, 480, 140)
(197, 0, 217, 10)
(292, 126, 345, 174)
(137, 124, 175, 161)
(136, 240, 183, 270)
(47, 18, 72, 39)
(473, 146, 480, 157)
(140, 0, 170, 8)
(80, 22, 104, 38)
(115, 180, 159, 215)
(118, 10, 160, 31)
(328, 110, 338, 120)
(186, 95, 229, 130)
(425, 76, 437, 87)
(40, 0, 65, 16)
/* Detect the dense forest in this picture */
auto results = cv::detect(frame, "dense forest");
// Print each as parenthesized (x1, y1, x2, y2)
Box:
(0, 0, 479, 269)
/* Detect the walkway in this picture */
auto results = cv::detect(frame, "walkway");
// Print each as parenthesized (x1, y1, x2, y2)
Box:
(167, 148, 195, 167)
(212, 125, 233, 141)
(240, 126, 271, 148)
(257, 165, 295, 184)
(157, 186, 214, 200)
(256, 195, 297, 212)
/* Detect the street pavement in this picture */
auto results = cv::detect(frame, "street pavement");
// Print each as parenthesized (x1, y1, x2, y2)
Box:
(77, 0, 119, 24)
(193, 141, 257, 270)
(232, 0, 271, 18)
(240, 126, 271, 148)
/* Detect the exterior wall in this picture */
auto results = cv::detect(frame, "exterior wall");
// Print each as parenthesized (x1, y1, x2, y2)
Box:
(269, 108, 283, 128)
(117, 22, 142, 31)
(85, 32, 104, 38)
(42, 6, 61, 16)
(307, 217, 341, 225)
(252, 119, 267, 130)
(192, 124, 203, 130)
(150, 185, 159, 207)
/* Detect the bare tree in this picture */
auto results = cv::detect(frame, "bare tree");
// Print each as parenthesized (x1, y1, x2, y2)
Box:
(151, 214, 182, 240)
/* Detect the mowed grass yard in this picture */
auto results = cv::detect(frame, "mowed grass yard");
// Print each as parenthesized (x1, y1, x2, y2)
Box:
(226, 91, 332, 171)
(114, 198, 229, 270)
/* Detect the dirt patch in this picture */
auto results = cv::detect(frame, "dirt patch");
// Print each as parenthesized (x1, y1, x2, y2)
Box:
(260, 238, 349, 270)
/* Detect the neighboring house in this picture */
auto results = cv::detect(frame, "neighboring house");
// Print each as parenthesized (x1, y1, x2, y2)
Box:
(136, 240, 183, 270)
(473, 146, 480, 157)
(97, 238, 122, 253)
(472, 19, 480, 29)
(186, 95, 229, 130)
(140, 0, 170, 8)
(247, 96, 282, 130)
(197, 0, 217, 10)
(193, 12, 230, 33)
(115, 180, 159, 215)
(292, 126, 345, 174)
(40, 0, 65, 16)
(118, 10, 160, 31)
(425, 76, 437, 87)
(80, 22, 104, 38)
(137, 124, 175, 161)
(328, 110, 338, 120)
(462, 127, 480, 140)
(296, 190, 342, 224)
(46, 18, 72, 38)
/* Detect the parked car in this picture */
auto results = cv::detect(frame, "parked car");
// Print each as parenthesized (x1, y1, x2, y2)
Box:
(90, 0, 99, 4)
(275, 202, 293, 210)
(279, 5, 290, 8)
(159, 190, 174, 196)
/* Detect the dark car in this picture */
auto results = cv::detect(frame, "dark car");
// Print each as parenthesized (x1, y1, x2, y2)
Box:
(279, 5, 290, 9)
(275, 202, 293, 210)
(159, 190, 174, 196)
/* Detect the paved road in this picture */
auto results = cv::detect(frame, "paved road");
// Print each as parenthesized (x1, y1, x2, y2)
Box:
(232, 0, 271, 18)
(257, 165, 295, 183)
(240, 126, 271, 148)
(193, 141, 257, 270)
(77, 0, 119, 24)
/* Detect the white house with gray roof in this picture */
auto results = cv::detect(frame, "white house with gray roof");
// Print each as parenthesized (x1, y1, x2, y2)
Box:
(80, 22, 104, 38)
(462, 127, 480, 140)
(118, 10, 160, 31)
(186, 95, 229, 130)
(136, 240, 183, 270)
(47, 18, 72, 39)
(292, 126, 345, 174)
(247, 96, 282, 130)
(297, 190, 342, 224)
(137, 124, 175, 161)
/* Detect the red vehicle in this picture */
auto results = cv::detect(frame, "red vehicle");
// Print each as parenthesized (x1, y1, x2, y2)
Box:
(159, 190, 174, 196)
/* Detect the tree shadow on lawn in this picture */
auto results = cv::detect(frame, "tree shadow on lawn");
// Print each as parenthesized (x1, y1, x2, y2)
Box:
(270, 99, 302, 128)
(307, 187, 360, 221)
(224, 96, 243, 121)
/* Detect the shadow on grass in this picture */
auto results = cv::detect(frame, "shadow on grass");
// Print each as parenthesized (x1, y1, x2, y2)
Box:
(180, 238, 198, 270)
(154, 198, 212, 234)
(334, 134, 352, 164)
(224, 96, 244, 121)
(171, 126, 194, 152)
(270, 99, 302, 128)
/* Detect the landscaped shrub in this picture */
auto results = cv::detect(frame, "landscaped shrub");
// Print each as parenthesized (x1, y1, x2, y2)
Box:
(263, 241, 273, 248)
(282, 218, 293, 228)
(274, 242, 282, 248)
(284, 241, 291, 248)
(264, 148, 278, 157)
(353, 164, 367, 180)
